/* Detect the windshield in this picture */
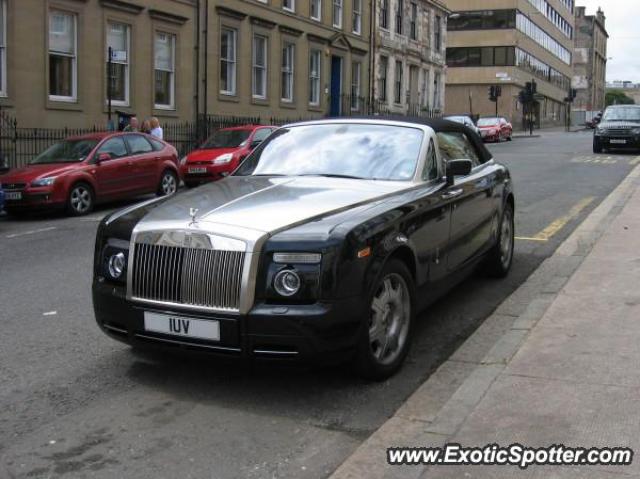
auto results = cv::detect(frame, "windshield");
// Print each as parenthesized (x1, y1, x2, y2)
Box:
(445, 116, 467, 124)
(602, 108, 640, 122)
(201, 129, 252, 149)
(234, 123, 424, 181)
(477, 118, 499, 127)
(31, 139, 98, 164)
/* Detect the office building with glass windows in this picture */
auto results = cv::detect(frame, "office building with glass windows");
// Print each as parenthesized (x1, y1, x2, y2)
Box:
(442, 0, 575, 129)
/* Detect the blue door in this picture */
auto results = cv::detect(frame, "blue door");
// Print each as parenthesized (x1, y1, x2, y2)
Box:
(330, 56, 342, 116)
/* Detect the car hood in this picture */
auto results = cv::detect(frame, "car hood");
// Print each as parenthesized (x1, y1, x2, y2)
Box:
(0, 163, 81, 183)
(598, 121, 640, 130)
(138, 175, 411, 235)
(186, 147, 238, 163)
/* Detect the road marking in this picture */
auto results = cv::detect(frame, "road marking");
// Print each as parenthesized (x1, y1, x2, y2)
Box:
(515, 196, 596, 242)
(43, 311, 57, 316)
(5, 227, 57, 239)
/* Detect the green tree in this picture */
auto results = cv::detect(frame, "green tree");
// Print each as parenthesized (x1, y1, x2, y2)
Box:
(605, 89, 635, 106)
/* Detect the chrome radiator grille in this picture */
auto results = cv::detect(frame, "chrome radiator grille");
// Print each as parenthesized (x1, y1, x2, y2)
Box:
(131, 243, 245, 311)
(606, 128, 633, 136)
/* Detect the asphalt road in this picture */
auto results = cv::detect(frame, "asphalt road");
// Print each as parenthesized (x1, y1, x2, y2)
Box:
(0, 130, 638, 479)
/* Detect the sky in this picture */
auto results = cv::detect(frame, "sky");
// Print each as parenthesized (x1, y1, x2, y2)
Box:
(577, 0, 640, 83)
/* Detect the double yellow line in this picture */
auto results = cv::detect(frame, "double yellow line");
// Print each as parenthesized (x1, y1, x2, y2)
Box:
(516, 196, 595, 242)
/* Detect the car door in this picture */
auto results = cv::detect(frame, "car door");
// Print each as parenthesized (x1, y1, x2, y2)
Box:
(437, 131, 497, 271)
(123, 134, 157, 193)
(405, 137, 451, 285)
(92, 137, 131, 198)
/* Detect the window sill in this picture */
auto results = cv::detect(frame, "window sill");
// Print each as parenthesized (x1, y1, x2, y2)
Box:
(218, 94, 240, 103)
(251, 97, 269, 106)
(279, 101, 297, 109)
(152, 108, 179, 118)
(154, 104, 176, 111)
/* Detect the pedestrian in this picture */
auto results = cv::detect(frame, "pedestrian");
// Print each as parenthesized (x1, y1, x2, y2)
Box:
(141, 119, 152, 135)
(123, 116, 139, 132)
(150, 117, 163, 140)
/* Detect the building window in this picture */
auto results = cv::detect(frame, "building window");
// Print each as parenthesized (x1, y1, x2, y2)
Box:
(421, 69, 429, 107)
(252, 34, 267, 99)
(352, 0, 362, 34)
(395, 0, 403, 34)
(310, 0, 321, 20)
(333, 0, 343, 28)
(446, 46, 516, 68)
(281, 42, 295, 102)
(434, 15, 442, 51)
(447, 9, 516, 31)
(0, 0, 6, 96)
(220, 28, 237, 95)
(49, 10, 77, 101)
(106, 22, 130, 105)
(378, 56, 388, 102)
(433, 72, 440, 109)
(154, 32, 175, 109)
(309, 49, 321, 105)
(283, 0, 295, 12)
(394, 60, 403, 104)
(351, 61, 361, 110)
(410, 2, 417, 40)
(380, 0, 389, 29)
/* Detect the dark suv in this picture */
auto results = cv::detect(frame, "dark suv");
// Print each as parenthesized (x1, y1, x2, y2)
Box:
(594, 105, 640, 153)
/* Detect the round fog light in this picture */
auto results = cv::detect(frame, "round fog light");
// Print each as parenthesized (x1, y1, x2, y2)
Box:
(108, 252, 126, 279)
(274, 269, 301, 297)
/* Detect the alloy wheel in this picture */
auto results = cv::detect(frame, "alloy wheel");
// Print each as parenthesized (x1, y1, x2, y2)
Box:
(161, 172, 177, 196)
(369, 273, 411, 366)
(500, 207, 514, 269)
(70, 185, 92, 214)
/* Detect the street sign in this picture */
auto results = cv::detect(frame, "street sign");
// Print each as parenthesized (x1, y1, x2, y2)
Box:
(110, 50, 127, 62)
(533, 93, 545, 101)
(496, 72, 509, 78)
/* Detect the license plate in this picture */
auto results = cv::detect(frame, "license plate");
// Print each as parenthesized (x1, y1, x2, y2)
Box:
(188, 167, 207, 174)
(610, 139, 627, 144)
(143, 312, 220, 341)
(5, 191, 22, 200)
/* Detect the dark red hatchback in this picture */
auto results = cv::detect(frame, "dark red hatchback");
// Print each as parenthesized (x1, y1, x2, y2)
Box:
(0, 132, 179, 216)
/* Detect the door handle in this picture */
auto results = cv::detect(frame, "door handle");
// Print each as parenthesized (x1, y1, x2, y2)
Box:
(441, 189, 463, 200)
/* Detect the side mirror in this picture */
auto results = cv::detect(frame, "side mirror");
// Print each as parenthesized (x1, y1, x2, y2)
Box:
(446, 159, 472, 185)
(96, 152, 111, 164)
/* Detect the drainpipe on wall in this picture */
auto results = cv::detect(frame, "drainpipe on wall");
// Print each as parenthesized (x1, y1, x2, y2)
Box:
(369, 0, 376, 113)
(203, 0, 209, 122)
(194, 0, 200, 124)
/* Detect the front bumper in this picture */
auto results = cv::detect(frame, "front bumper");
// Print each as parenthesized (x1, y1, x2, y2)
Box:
(92, 280, 364, 364)
(596, 135, 640, 149)
(2, 188, 64, 211)
(180, 164, 232, 183)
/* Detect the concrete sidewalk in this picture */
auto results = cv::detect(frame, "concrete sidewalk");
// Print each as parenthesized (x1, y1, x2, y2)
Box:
(331, 165, 640, 479)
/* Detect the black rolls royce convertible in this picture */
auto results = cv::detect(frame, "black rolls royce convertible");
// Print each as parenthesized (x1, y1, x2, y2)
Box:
(93, 118, 515, 380)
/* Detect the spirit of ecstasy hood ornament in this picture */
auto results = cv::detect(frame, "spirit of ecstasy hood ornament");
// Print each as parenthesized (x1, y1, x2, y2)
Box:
(189, 207, 199, 225)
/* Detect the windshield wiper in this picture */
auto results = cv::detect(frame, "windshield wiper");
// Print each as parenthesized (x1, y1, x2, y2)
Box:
(298, 173, 367, 180)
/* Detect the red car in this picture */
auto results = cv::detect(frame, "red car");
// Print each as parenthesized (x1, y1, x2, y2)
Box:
(0, 132, 179, 216)
(180, 125, 276, 187)
(478, 117, 513, 142)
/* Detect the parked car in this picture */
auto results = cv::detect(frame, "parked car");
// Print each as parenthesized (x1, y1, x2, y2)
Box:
(93, 118, 515, 380)
(0, 132, 179, 216)
(0, 182, 5, 213)
(180, 125, 277, 188)
(444, 115, 481, 137)
(593, 105, 640, 153)
(478, 117, 513, 142)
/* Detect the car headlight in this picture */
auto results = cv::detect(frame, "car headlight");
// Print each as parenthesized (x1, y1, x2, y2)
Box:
(31, 177, 56, 187)
(595, 127, 605, 135)
(101, 242, 129, 283)
(107, 252, 126, 279)
(273, 269, 302, 297)
(213, 153, 234, 165)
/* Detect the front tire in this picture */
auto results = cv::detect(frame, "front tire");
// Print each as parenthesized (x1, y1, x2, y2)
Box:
(593, 138, 603, 153)
(483, 201, 514, 278)
(157, 170, 178, 196)
(67, 182, 94, 216)
(355, 259, 415, 381)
